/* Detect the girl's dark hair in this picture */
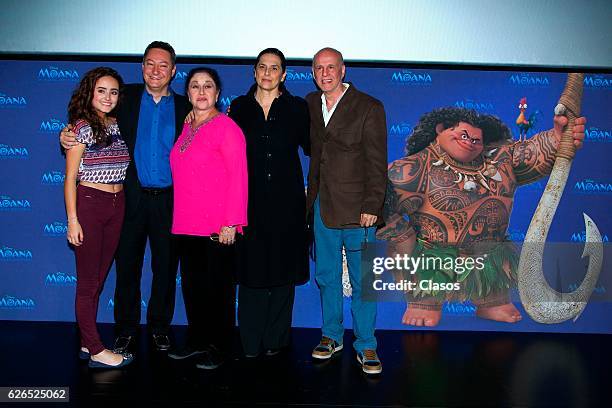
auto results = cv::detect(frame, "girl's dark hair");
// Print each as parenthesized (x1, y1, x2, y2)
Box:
(68, 66, 124, 146)
(254, 48, 287, 92)
(184, 67, 222, 108)
(406, 107, 512, 155)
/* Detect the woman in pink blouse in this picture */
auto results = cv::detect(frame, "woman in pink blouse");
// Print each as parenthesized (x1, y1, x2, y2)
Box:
(169, 67, 247, 369)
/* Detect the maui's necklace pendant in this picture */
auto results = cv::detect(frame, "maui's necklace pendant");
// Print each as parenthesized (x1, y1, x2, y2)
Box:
(463, 179, 477, 192)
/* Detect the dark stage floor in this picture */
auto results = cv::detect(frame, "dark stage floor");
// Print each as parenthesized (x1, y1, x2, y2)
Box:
(0, 321, 608, 407)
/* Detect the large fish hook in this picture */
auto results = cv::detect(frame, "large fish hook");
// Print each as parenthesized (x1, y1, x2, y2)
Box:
(517, 73, 604, 324)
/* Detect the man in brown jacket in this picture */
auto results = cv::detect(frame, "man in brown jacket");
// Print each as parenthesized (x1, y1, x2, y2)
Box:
(306, 47, 387, 375)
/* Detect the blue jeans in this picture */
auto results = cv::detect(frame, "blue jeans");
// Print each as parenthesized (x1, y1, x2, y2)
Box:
(314, 198, 377, 352)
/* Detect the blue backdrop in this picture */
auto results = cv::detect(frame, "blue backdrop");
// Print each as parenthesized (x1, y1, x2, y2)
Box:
(1, 58, 610, 334)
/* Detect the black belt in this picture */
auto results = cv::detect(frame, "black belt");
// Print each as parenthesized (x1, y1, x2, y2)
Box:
(141, 186, 172, 195)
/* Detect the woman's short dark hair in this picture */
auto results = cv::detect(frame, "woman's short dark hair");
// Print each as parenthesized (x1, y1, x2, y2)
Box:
(406, 107, 513, 156)
(254, 48, 287, 93)
(67, 66, 124, 146)
(184, 67, 222, 108)
(254, 48, 287, 72)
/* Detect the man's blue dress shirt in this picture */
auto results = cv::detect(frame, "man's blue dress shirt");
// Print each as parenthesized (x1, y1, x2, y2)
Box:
(134, 90, 176, 188)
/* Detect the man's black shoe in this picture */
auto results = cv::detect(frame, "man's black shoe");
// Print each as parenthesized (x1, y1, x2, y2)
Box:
(195, 345, 224, 370)
(265, 348, 282, 357)
(113, 335, 133, 354)
(168, 346, 206, 360)
(152, 334, 171, 351)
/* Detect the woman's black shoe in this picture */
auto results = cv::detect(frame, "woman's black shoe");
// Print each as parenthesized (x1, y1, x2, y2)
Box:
(195, 345, 224, 370)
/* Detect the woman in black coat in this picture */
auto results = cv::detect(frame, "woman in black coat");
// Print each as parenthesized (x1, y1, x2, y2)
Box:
(228, 48, 310, 357)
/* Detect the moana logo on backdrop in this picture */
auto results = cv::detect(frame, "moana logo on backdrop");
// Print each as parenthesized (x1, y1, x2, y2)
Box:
(107, 298, 147, 310)
(0, 93, 27, 106)
(584, 127, 612, 142)
(173, 71, 188, 81)
(443, 302, 476, 315)
(0, 144, 28, 158)
(0, 295, 35, 309)
(0, 195, 31, 210)
(388, 122, 411, 136)
(285, 69, 313, 82)
(454, 99, 495, 112)
(218, 95, 238, 112)
(583, 75, 611, 89)
(508, 73, 550, 87)
(0, 246, 33, 260)
(570, 231, 609, 243)
(45, 272, 77, 286)
(573, 179, 612, 194)
(37, 66, 79, 81)
(41, 171, 65, 185)
(39, 119, 67, 133)
(43, 222, 68, 236)
(391, 70, 432, 84)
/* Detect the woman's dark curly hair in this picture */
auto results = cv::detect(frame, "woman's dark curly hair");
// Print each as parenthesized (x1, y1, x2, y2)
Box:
(68, 67, 124, 146)
(406, 107, 512, 156)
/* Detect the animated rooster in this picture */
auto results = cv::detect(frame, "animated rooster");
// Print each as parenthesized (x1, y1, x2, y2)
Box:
(516, 97, 538, 141)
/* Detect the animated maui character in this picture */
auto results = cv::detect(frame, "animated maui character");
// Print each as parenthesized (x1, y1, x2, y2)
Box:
(377, 107, 585, 326)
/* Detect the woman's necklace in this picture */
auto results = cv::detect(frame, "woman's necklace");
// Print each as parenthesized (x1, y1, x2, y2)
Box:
(179, 112, 220, 153)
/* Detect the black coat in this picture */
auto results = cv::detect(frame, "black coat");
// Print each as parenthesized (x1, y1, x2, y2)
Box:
(229, 85, 310, 288)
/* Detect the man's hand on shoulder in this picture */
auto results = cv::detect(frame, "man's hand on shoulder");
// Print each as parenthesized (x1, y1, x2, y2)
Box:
(60, 124, 77, 149)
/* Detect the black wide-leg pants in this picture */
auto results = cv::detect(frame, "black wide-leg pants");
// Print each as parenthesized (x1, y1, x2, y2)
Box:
(177, 235, 236, 354)
(238, 284, 295, 355)
(114, 190, 178, 336)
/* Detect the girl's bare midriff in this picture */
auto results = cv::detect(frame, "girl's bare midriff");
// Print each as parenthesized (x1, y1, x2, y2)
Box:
(79, 180, 123, 193)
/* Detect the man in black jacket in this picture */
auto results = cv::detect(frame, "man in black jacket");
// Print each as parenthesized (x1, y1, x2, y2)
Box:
(61, 41, 191, 353)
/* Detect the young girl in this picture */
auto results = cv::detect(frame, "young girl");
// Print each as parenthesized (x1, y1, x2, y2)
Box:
(64, 67, 133, 368)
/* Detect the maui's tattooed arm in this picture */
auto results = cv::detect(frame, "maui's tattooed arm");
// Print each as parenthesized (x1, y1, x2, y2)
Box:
(377, 153, 427, 242)
(511, 129, 558, 185)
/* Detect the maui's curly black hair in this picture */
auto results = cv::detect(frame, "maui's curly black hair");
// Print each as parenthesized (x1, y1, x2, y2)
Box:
(406, 107, 513, 156)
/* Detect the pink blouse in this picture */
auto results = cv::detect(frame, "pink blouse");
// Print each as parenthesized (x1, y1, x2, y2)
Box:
(170, 113, 248, 236)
